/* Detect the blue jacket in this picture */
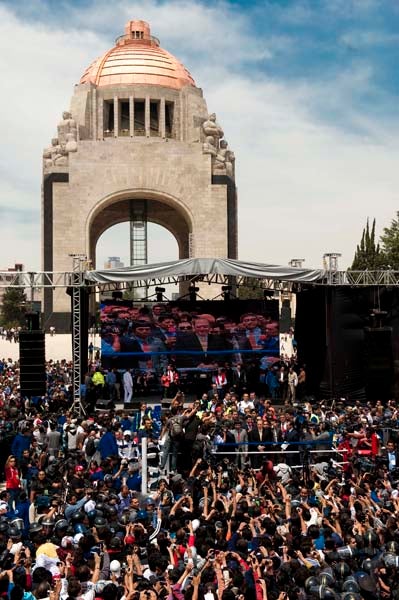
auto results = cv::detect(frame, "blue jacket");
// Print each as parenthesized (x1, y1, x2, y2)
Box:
(98, 431, 118, 460)
(11, 433, 31, 459)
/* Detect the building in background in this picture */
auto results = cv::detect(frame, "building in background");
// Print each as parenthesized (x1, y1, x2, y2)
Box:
(42, 18, 237, 330)
(104, 256, 124, 269)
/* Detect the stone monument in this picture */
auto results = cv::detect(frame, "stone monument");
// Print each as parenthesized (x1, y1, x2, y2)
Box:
(42, 19, 238, 329)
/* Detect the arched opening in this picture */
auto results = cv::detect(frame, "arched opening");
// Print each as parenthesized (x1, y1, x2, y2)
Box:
(96, 222, 179, 269)
(87, 193, 193, 269)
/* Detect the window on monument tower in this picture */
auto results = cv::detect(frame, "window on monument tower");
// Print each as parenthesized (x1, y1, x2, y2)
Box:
(104, 101, 114, 136)
(150, 101, 160, 136)
(119, 100, 130, 136)
(134, 100, 145, 135)
(165, 102, 174, 138)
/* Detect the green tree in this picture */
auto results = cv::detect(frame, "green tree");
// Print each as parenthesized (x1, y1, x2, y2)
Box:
(351, 218, 383, 270)
(380, 211, 399, 269)
(237, 284, 265, 300)
(0, 288, 27, 328)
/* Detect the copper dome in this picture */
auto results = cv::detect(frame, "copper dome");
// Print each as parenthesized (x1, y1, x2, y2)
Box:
(80, 20, 195, 90)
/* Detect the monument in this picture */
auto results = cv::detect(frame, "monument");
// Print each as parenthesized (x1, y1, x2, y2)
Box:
(42, 19, 238, 329)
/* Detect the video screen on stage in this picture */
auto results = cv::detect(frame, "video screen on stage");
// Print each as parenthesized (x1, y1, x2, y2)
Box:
(100, 300, 279, 395)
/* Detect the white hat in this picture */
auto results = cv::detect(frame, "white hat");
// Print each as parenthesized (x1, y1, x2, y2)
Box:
(84, 499, 96, 513)
(73, 533, 84, 545)
(110, 559, 121, 577)
(191, 519, 200, 532)
(123, 430, 132, 437)
(61, 536, 74, 548)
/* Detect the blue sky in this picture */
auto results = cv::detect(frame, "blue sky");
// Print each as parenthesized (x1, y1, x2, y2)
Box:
(0, 0, 398, 270)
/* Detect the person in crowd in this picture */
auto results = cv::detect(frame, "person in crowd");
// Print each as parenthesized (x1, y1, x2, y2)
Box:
(247, 415, 274, 468)
(4, 302, 399, 600)
(123, 368, 133, 404)
(5, 454, 21, 508)
(174, 317, 232, 368)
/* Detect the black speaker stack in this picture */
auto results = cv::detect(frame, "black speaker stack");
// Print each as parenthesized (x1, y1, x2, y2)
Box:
(19, 328, 46, 398)
(364, 326, 393, 400)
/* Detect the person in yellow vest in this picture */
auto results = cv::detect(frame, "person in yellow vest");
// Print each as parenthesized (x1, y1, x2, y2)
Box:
(92, 368, 105, 400)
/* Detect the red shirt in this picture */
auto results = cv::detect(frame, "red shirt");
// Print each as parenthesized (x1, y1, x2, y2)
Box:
(5, 466, 20, 489)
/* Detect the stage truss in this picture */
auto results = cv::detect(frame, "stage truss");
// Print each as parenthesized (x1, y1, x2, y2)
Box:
(2, 269, 399, 289)
(2, 266, 399, 414)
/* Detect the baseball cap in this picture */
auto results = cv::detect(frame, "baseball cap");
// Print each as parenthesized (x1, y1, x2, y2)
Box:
(110, 560, 121, 577)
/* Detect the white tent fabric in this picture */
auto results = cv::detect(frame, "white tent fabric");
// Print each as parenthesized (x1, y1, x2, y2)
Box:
(86, 258, 324, 284)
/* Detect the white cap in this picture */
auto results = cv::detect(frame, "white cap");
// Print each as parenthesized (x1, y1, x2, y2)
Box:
(110, 559, 121, 577)
(191, 519, 200, 532)
(73, 533, 84, 545)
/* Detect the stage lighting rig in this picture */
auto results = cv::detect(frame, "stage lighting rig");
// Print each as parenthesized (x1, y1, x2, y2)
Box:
(155, 287, 166, 302)
(222, 285, 232, 301)
(263, 290, 274, 299)
(189, 284, 199, 302)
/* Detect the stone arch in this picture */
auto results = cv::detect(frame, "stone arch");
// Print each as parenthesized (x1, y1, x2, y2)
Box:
(86, 189, 193, 268)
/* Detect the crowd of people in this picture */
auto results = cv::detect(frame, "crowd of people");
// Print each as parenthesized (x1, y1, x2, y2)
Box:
(0, 328, 20, 343)
(0, 333, 397, 600)
(99, 301, 294, 404)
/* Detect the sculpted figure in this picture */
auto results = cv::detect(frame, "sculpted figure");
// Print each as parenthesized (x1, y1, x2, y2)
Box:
(43, 112, 79, 167)
(202, 135, 217, 156)
(65, 133, 77, 153)
(53, 146, 68, 166)
(214, 139, 235, 178)
(43, 138, 62, 168)
(57, 111, 77, 144)
(202, 113, 223, 150)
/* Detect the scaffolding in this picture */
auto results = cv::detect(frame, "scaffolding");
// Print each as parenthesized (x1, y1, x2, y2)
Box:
(69, 254, 87, 415)
(129, 200, 148, 298)
(2, 263, 399, 414)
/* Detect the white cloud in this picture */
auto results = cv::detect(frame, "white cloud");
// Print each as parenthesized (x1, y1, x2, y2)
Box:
(0, 0, 398, 275)
(340, 30, 399, 48)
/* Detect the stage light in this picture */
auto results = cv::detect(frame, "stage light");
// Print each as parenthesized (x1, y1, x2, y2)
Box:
(222, 285, 232, 301)
(155, 287, 165, 302)
(189, 285, 199, 302)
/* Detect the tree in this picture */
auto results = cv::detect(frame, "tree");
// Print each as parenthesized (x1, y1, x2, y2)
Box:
(351, 218, 383, 270)
(0, 288, 27, 328)
(380, 211, 399, 269)
(237, 284, 265, 300)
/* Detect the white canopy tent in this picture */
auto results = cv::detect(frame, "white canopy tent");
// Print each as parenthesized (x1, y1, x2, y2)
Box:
(86, 257, 324, 285)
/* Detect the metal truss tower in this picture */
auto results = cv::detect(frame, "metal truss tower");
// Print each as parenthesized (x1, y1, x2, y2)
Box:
(70, 254, 87, 415)
(129, 200, 148, 298)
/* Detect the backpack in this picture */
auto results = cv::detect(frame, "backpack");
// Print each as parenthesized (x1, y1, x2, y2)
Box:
(85, 437, 96, 457)
(170, 417, 184, 439)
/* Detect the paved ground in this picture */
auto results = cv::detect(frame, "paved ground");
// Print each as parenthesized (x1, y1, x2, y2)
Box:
(0, 333, 100, 362)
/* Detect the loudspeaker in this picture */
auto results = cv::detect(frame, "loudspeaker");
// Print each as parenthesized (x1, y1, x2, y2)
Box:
(95, 398, 114, 410)
(25, 312, 40, 331)
(364, 327, 393, 400)
(19, 331, 46, 397)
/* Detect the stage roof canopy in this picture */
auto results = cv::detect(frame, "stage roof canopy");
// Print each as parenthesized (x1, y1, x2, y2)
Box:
(86, 258, 324, 284)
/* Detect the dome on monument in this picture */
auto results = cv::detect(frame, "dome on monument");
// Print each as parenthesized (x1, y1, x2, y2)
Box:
(80, 20, 195, 90)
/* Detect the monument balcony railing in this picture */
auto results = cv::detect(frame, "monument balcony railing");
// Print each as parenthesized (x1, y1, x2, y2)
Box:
(115, 34, 160, 46)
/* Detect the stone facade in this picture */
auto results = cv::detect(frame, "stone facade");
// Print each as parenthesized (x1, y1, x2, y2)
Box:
(42, 20, 237, 328)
